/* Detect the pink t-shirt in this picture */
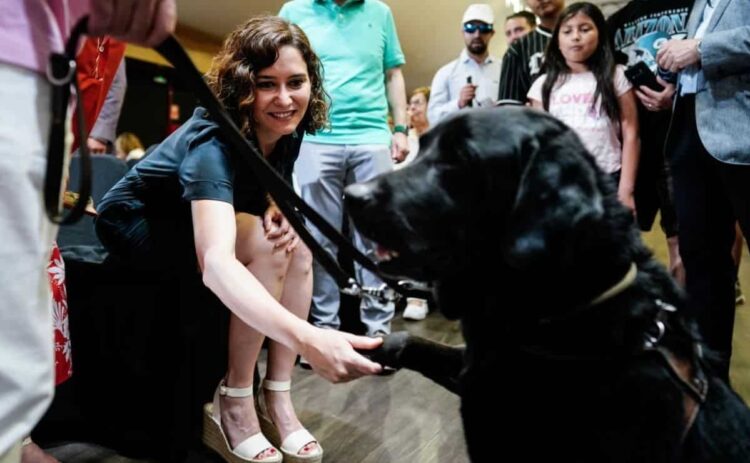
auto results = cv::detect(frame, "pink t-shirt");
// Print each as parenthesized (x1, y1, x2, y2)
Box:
(528, 64, 632, 174)
(0, 0, 89, 74)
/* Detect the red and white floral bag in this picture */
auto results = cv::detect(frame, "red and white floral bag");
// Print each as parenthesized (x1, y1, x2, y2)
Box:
(48, 243, 72, 384)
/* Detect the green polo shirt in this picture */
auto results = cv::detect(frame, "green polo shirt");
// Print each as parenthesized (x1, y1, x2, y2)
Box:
(279, 0, 405, 145)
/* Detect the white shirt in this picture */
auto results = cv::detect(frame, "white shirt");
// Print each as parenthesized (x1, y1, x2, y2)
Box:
(679, 0, 722, 95)
(427, 49, 501, 124)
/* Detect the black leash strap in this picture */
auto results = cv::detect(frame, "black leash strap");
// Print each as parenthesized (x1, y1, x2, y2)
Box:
(45, 18, 92, 225)
(154, 36, 427, 300)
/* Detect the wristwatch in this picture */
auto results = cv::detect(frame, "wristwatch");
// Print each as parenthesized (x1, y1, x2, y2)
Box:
(696, 38, 703, 59)
(392, 124, 408, 135)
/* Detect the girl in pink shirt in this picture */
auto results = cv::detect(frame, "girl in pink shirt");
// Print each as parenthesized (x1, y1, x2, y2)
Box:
(528, 2, 639, 213)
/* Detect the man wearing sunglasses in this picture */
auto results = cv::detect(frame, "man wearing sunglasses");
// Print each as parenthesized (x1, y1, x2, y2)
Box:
(428, 4, 501, 124)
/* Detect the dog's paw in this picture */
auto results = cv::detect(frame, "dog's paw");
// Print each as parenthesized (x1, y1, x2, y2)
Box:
(363, 331, 411, 369)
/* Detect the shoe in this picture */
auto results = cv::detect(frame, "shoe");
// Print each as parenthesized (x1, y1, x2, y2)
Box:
(203, 380, 282, 463)
(736, 280, 745, 305)
(256, 379, 323, 463)
(402, 298, 428, 321)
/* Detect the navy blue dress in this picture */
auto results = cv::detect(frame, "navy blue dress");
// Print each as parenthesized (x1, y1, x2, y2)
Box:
(96, 107, 301, 268)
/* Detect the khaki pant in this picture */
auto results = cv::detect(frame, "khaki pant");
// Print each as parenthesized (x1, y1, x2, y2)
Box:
(0, 62, 57, 456)
(0, 441, 21, 463)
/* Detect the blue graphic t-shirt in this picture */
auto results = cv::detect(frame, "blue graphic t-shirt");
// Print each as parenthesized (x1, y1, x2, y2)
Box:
(609, 1, 690, 75)
(607, 0, 692, 232)
(608, 0, 692, 136)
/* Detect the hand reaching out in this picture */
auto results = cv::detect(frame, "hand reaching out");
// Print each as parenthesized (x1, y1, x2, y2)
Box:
(301, 328, 384, 383)
(88, 0, 177, 47)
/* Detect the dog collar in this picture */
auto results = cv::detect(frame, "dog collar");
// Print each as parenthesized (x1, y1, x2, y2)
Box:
(589, 262, 638, 306)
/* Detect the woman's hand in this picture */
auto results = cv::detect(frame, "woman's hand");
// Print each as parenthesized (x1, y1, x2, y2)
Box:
(263, 205, 298, 253)
(634, 76, 675, 112)
(300, 327, 384, 383)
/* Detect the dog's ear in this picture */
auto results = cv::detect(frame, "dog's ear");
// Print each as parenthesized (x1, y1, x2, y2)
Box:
(504, 124, 605, 268)
(433, 114, 476, 162)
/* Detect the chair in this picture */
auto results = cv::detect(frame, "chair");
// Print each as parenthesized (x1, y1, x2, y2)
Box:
(56, 154, 129, 262)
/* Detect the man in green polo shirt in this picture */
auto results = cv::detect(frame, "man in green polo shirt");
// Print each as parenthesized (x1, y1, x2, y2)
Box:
(279, 0, 409, 337)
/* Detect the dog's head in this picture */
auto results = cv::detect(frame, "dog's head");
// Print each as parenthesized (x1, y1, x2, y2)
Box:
(346, 107, 634, 317)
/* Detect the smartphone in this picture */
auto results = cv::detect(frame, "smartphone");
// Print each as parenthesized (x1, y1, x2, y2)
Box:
(624, 61, 664, 92)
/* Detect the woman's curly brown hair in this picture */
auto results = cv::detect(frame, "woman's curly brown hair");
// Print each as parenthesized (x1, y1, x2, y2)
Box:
(206, 16, 328, 137)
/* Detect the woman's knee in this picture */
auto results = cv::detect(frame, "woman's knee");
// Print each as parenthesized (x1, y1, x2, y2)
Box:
(287, 243, 313, 277)
(245, 241, 292, 278)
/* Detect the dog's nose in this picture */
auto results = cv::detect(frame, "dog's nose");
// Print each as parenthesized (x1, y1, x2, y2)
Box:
(344, 183, 375, 208)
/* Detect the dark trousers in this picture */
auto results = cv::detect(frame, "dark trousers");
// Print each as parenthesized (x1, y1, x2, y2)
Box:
(668, 95, 750, 380)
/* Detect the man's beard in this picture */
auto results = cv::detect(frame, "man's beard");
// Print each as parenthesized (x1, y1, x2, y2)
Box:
(468, 41, 487, 55)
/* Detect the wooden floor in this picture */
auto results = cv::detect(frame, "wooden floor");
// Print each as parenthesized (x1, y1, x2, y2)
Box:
(44, 228, 750, 462)
(44, 310, 469, 463)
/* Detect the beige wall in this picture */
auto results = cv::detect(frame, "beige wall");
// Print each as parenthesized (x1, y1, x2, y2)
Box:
(126, 0, 630, 91)
(124, 25, 222, 73)
(388, 1, 516, 91)
(134, 1, 521, 90)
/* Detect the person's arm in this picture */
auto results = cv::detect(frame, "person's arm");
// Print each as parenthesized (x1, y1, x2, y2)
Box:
(192, 199, 383, 382)
(89, 59, 127, 152)
(386, 66, 409, 163)
(497, 47, 527, 104)
(427, 66, 459, 125)
(699, 26, 750, 79)
(656, 26, 750, 78)
(526, 74, 546, 110)
(617, 89, 640, 214)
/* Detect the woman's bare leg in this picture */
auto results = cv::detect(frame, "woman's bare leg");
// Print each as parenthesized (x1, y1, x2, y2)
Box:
(264, 243, 319, 455)
(221, 213, 291, 458)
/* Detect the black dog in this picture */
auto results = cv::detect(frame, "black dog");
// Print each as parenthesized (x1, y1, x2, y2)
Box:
(345, 108, 750, 462)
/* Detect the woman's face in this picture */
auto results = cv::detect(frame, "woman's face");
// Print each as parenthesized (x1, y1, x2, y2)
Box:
(558, 12, 599, 66)
(252, 45, 311, 146)
(408, 92, 428, 124)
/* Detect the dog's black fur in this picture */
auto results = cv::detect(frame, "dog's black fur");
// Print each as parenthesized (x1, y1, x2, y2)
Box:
(345, 108, 750, 462)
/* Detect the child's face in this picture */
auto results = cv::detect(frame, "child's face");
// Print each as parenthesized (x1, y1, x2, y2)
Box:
(558, 12, 599, 66)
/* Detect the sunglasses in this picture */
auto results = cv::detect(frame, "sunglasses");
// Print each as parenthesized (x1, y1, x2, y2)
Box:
(463, 23, 493, 34)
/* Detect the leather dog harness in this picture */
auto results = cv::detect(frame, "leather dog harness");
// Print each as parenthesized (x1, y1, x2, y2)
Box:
(522, 263, 709, 443)
(638, 299, 709, 443)
(593, 268, 709, 444)
(588, 262, 638, 306)
(591, 269, 709, 443)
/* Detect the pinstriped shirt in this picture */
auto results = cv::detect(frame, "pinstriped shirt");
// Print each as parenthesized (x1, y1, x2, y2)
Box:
(497, 27, 553, 104)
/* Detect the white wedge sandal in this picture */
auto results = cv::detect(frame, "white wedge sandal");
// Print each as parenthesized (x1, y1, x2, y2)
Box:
(203, 379, 283, 463)
(256, 379, 324, 463)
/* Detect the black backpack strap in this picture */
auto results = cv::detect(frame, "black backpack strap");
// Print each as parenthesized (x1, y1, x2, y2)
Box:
(45, 17, 92, 225)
